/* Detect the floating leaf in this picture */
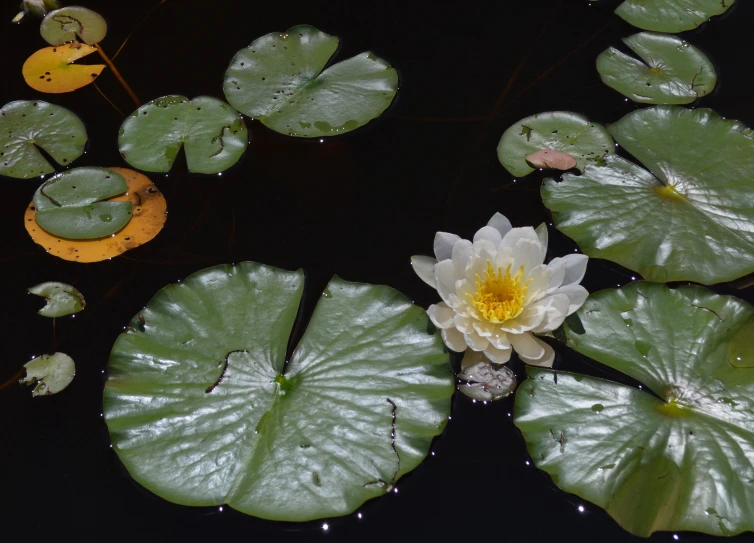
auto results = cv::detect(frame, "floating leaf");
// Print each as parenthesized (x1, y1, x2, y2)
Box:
(597, 32, 716, 104)
(223, 25, 398, 138)
(514, 282, 754, 537)
(457, 350, 516, 402)
(104, 262, 453, 520)
(20, 352, 75, 396)
(28, 282, 85, 317)
(25, 167, 167, 262)
(40, 6, 107, 45)
(118, 96, 248, 174)
(22, 43, 105, 94)
(0, 100, 87, 179)
(497, 112, 614, 177)
(615, 0, 736, 33)
(32, 167, 132, 239)
(543, 106, 754, 284)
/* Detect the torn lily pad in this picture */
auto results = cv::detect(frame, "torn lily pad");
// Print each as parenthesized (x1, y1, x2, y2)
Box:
(597, 32, 716, 104)
(223, 25, 398, 138)
(118, 96, 248, 174)
(22, 42, 105, 94)
(615, 0, 736, 33)
(20, 352, 75, 396)
(0, 100, 87, 179)
(40, 6, 107, 45)
(457, 350, 516, 402)
(33, 167, 132, 239)
(497, 112, 614, 177)
(28, 282, 85, 317)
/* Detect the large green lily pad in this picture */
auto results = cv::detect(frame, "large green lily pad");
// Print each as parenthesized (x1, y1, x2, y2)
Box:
(40, 6, 107, 45)
(497, 112, 614, 177)
(104, 262, 453, 521)
(615, 0, 736, 33)
(514, 282, 754, 537)
(28, 281, 85, 317)
(118, 96, 248, 174)
(542, 106, 754, 284)
(223, 25, 398, 138)
(33, 167, 132, 239)
(0, 100, 87, 179)
(597, 32, 716, 104)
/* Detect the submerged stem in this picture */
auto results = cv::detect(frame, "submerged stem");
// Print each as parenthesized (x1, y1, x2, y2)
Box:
(95, 44, 141, 107)
(0, 368, 25, 392)
(92, 82, 127, 117)
(113, 0, 168, 60)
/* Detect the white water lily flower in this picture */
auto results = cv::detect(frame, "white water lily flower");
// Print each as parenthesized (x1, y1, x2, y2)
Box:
(411, 213, 588, 367)
(12, 0, 59, 23)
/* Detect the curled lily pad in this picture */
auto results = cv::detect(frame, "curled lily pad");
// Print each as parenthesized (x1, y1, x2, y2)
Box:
(0, 100, 87, 179)
(542, 106, 754, 284)
(514, 282, 754, 537)
(22, 43, 104, 93)
(104, 262, 453, 520)
(33, 167, 132, 239)
(223, 25, 398, 138)
(20, 352, 75, 396)
(615, 0, 735, 33)
(40, 6, 107, 45)
(597, 32, 716, 104)
(497, 112, 614, 177)
(25, 167, 166, 262)
(457, 350, 516, 402)
(118, 96, 248, 174)
(28, 282, 85, 317)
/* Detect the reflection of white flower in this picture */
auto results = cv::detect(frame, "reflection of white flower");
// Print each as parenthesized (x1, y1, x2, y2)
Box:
(411, 213, 588, 367)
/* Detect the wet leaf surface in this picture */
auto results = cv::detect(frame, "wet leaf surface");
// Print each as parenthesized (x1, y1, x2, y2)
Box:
(20, 352, 75, 397)
(22, 43, 105, 94)
(457, 350, 516, 402)
(615, 0, 736, 33)
(28, 282, 85, 317)
(40, 6, 107, 45)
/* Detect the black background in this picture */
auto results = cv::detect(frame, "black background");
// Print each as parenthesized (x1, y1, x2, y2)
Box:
(2, 1, 754, 541)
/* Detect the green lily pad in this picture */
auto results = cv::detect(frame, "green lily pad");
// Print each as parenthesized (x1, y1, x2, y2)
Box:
(597, 32, 716, 104)
(104, 262, 453, 521)
(33, 167, 132, 239)
(20, 352, 75, 396)
(616, 0, 736, 33)
(0, 100, 87, 179)
(497, 112, 614, 177)
(40, 6, 107, 45)
(514, 282, 754, 537)
(28, 282, 85, 317)
(223, 25, 398, 138)
(542, 106, 754, 284)
(118, 96, 248, 174)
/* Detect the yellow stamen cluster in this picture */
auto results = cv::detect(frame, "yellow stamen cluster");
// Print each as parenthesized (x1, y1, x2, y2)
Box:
(468, 261, 530, 323)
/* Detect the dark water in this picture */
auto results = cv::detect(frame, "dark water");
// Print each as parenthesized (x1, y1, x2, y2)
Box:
(2, 1, 754, 541)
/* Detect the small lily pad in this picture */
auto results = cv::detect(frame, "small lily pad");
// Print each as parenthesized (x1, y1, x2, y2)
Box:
(20, 352, 75, 396)
(223, 25, 398, 138)
(597, 32, 716, 104)
(497, 112, 614, 177)
(457, 351, 516, 402)
(22, 43, 105, 94)
(33, 167, 132, 239)
(28, 282, 85, 317)
(615, 0, 736, 33)
(40, 6, 107, 45)
(0, 100, 87, 179)
(118, 96, 248, 174)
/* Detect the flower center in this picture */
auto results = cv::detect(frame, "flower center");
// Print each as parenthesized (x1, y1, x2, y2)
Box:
(468, 260, 530, 323)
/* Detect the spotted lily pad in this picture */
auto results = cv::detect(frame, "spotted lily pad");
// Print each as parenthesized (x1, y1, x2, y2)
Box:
(22, 43, 105, 94)
(28, 282, 85, 317)
(615, 0, 736, 33)
(223, 25, 398, 138)
(40, 6, 107, 45)
(104, 262, 453, 521)
(33, 167, 132, 239)
(118, 96, 248, 174)
(0, 100, 87, 179)
(543, 106, 754, 284)
(20, 352, 75, 396)
(597, 32, 716, 104)
(497, 112, 614, 177)
(514, 282, 754, 537)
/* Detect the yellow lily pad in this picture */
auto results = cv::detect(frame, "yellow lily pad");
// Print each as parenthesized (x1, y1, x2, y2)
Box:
(25, 167, 167, 262)
(22, 43, 105, 93)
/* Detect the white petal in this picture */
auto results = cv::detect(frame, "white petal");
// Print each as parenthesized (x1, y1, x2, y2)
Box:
(454, 314, 474, 334)
(472, 320, 495, 337)
(487, 331, 511, 350)
(411, 255, 437, 288)
(484, 343, 512, 364)
(434, 260, 458, 306)
(510, 332, 546, 360)
(545, 256, 567, 292)
(441, 327, 467, 352)
(524, 264, 552, 304)
(466, 253, 489, 281)
(500, 227, 539, 250)
(488, 212, 513, 238)
(493, 245, 515, 271)
(512, 238, 546, 274)
(461, 348, 487, 370)
(427, 303, 455, 329)
(532, 293, 571, 333)
(472, 239, 497, 264)
(464, 330, 489, 351)
(451, 239, 474, 278)
(514, 303, 547, 331)
(552, 283, 589, 315)
(535, 222, 549, 252)
(517, 336, 555, 367)
(434, 232, 461, 261)
(561, 253, 589, 286)
(473, 225, 503, 246)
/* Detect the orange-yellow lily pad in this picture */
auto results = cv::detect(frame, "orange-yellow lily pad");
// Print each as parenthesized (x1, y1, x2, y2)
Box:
(22, 42, 105, 93)
(25, 167, 167, 262)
